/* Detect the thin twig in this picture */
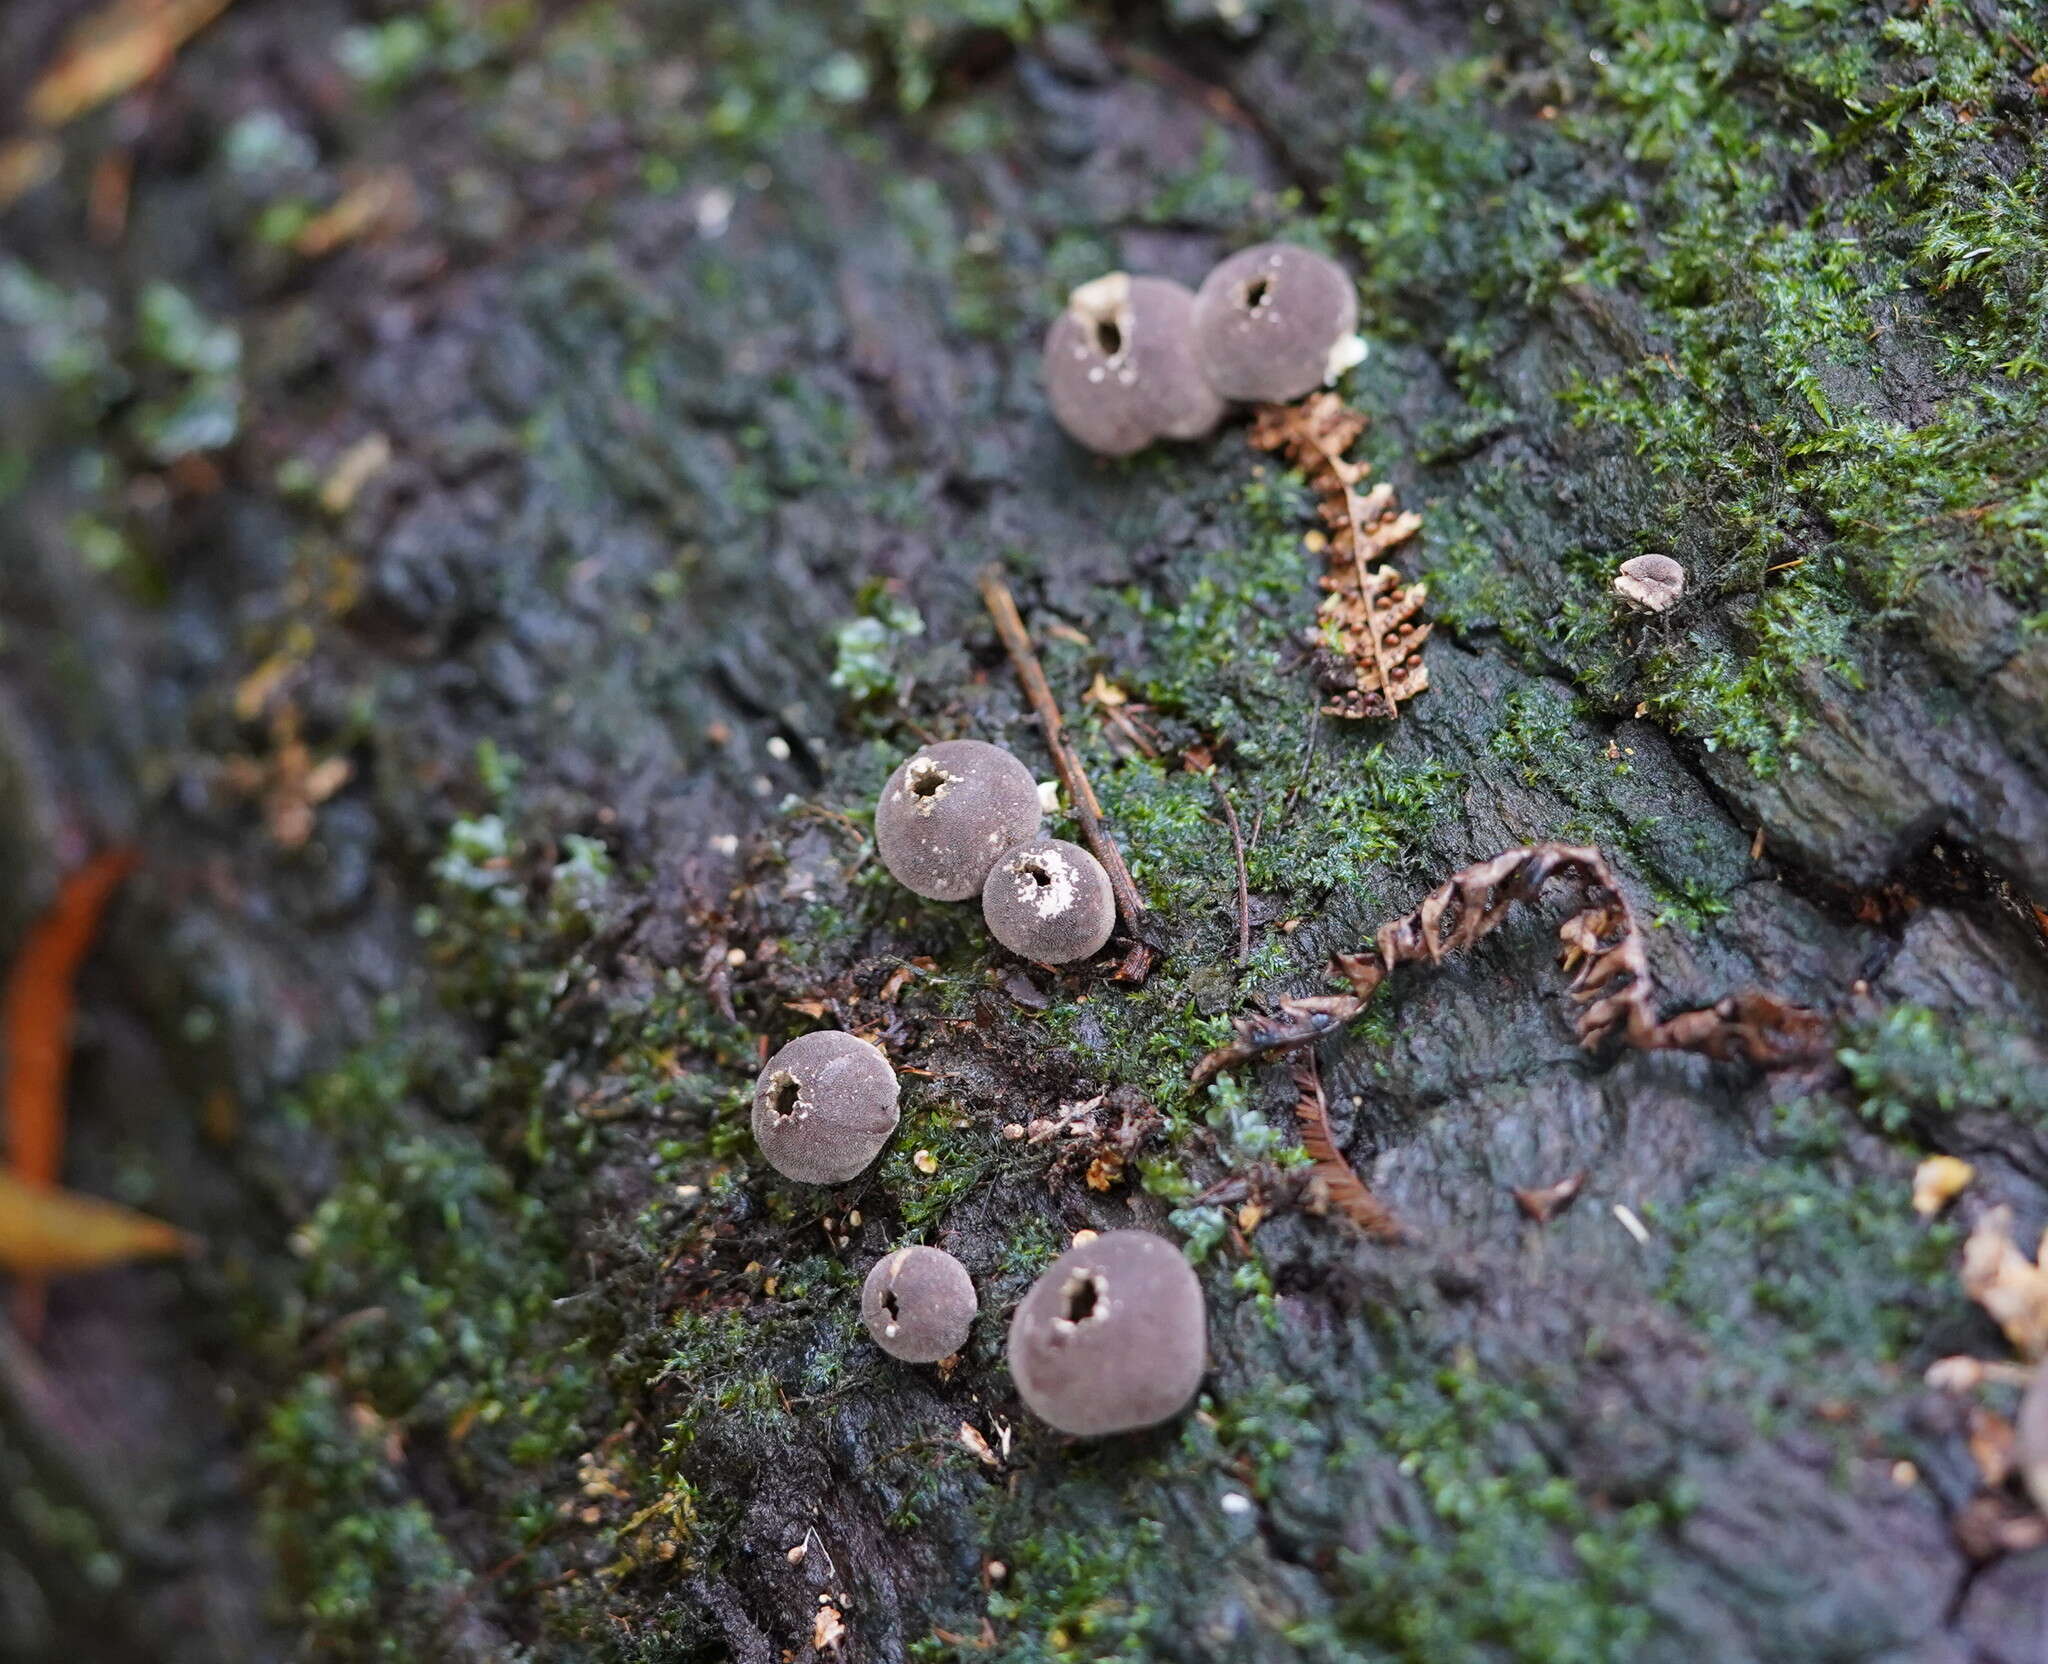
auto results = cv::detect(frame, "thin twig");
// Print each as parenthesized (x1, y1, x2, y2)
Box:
(978, 567, 1149, 947)
(1211, 775, 1251, 966)
(1280, 707, 1319, 825)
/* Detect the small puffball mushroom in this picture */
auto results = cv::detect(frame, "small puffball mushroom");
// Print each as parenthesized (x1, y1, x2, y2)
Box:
(752, 1030, 900, 1185)
(1613, 554, 1687, 613)
(1191, 242, 1360, 404)
(1007, 1230, 1206, 1436)
(861, 1245, 978, 1363)
(876, 740, 1043, 902)
(980, 837, 1115, 965)
(1043, 273, 1226, 457)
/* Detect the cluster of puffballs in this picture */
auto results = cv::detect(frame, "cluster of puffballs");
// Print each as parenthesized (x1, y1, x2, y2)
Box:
(745, 740, 1205, 1436)
(1043, 241, 1363, 457)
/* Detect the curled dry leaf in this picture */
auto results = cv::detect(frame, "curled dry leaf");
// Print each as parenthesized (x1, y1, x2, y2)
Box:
(1249, 393, 1429, 721)
(1962, 1206, 2048, 1362)
(1335, 843, 1830, 1059)
(1193, 843, 1829, 1086)
(1190, 993, 1364, 1090)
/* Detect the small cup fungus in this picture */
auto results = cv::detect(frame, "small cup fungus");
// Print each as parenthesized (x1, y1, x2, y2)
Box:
(752, 1030, 900, 1185)
(1043, 272, 1225, 457)
(980, 837, 1115, 964)
(1007, 1229, 1206, 1436)
(1613, 554, 1686, 613)
(1191, 243, 1360, 404)
(861, 1245, 978, 1363)
(876, 740, 1043, 902)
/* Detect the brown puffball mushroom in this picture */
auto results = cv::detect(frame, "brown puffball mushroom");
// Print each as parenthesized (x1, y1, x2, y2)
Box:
(862, 1245, 978, 1363)
(1613, 553, 1686, 613)
(1007, 1230, 1206, 1436)
(752, 1031, 900, 1185)
(876, 740, 1043, 902)
(1191, 243, 1360, 404)
(981, 837, 1116, 965)
(1043, 273, 1226, 457)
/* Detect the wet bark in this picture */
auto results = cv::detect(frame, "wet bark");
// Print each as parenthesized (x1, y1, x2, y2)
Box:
(2, 0, 2045, 1659)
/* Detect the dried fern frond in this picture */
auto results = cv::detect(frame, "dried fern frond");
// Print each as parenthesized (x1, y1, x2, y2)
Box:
(1290, 1054, 1402, 1241)
(1249, 392, 1430, 721)
(1193, 842, 1830, 1085)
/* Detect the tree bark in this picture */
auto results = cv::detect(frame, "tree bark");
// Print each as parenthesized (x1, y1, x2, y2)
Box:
(2, 0, 2045, 1659)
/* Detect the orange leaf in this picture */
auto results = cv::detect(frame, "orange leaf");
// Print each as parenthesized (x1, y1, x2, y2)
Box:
(5, 848, 138, 1192)
(0, 1170, 193, 1275)
(26, 0, 236, 129)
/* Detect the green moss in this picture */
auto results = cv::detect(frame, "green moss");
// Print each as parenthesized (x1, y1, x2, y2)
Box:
(1840, 1002, 2048, 1137)
(257, 1377, 473, 1656)
(1319, 0, 2048, 773)
(1657, 1158, 1956, 1380)
(1324, 1358, 1670, 1662)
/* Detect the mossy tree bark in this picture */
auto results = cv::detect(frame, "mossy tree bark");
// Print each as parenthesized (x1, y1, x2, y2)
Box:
(2, 0, 2046, 1659)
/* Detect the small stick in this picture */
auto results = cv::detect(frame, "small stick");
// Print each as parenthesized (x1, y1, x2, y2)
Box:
(1211, 775, 1251, 966)
(978, 568, 1149, 944)
(1280, 707, 1319, 825)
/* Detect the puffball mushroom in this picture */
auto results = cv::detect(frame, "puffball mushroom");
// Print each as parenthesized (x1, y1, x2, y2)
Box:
(1043, 273, 1225, 457)
(861, 1245, 977, 1363)
(752, 1031, 900, 1185)
(876, 740, 1043, 902)
(981, 837, 1116, 964)
(1008, 1230, 1206, 1436)
(1191, 242, 1361, 404)
(1613, 553, 1687, 613)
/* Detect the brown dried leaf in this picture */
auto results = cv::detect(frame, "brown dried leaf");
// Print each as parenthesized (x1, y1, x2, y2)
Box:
(1290, 1056, 1401, 1241)
(957, 1422, 1000, 1468)
(2017, 1367, 2048, 1518)
(293, 169, 415, 259)
(1512, 1172, 1587, 1224)
(0, 1171, 195, 1274)
(1970, 1406, 2017, 1489)
(0, 138, 62, 210)
(1963, 1207, 2048, 1362)
(1190, 993, 1365, 1090)
(1913, 1154, 1975, 1219)
(1198, 842, 1830, 1084)
(1954, 1491, 2048, 1561)
(1250, 392, 1430, 721)
(27, 0, 235, 128)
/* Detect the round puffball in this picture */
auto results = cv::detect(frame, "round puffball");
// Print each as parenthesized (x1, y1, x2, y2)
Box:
(862, 1245, 978, 1363)
(752, 1030, 900, 1185)
(1007, 1230, 1206, 1437)
(1191, 243, 1359, 405)
(876, 740, 1043, 902)
(1044, 273, 1226, 457)
(981, 838, 1116, 965)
